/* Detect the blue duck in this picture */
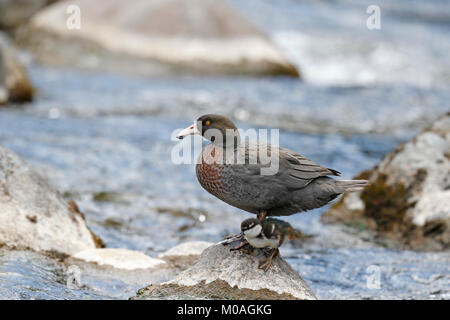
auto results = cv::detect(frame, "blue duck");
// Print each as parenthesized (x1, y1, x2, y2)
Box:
(177, 114, 368, 221)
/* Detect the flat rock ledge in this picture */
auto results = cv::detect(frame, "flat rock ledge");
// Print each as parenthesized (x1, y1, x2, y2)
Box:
(66, 248, 174, 285)
(132, 243, 316, 300)
(65, 242, 215, 286)
(72, 248, 167, 270)
(323, 112, 450, 251)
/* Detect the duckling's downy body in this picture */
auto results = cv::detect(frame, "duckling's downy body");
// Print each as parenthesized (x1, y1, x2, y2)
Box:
(241, 218, 304, 271)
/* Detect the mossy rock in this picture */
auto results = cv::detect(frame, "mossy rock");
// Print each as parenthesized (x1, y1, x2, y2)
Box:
(323, 113, 450, 251)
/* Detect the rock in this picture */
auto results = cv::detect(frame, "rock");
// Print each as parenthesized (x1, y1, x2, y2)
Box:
(0, 144, 101, 255)
(66, 248, 174, 285)
(158, 241, 214, 259)
(0, 0, 58, 30)
(72, 248, 167, 270)
(19, 0, 299, 77)
(66, 243, 216, 288)
(0, 33, 33, 104)
(323, 112, 450, 251)
(158, 241, 214, 271)
(133, 243, 316, 300)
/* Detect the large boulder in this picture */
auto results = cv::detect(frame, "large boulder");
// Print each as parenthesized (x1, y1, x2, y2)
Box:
(322, 113, 450, 251)
(0, 144, 101, 255)
(18, 0, 299, 77)
(0, 33, 33, 104)
(133, 243, 316, 300)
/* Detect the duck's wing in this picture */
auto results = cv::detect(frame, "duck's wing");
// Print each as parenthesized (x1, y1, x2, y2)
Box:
(233, 143, 340, 189)
(261, 219, 285, 239)
(277, 146, 340, 189)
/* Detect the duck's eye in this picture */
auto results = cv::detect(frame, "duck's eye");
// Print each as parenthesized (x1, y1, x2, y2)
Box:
(205, 120, 211, 126)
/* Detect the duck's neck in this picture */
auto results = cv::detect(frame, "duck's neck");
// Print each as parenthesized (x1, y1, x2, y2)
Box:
(210, 130, 241, 149)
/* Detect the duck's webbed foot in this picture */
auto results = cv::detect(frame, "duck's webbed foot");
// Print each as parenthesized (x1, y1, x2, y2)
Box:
(258, 248, 279, 272)
(230, 239, 249, 251)
(220, 232, 244, 246)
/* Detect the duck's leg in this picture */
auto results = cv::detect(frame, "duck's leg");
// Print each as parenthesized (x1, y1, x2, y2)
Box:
(258, 248, 280, 272)
(220, 232, 244, 245)
(230, 239, 249, 251)
(223, 232, 242, 240)
(257, 210, 267, 221)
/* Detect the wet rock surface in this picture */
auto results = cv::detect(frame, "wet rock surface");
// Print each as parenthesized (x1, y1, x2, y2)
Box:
(71, 248, 167, 270)
(20, 0, 299, 77)
(66, 248, 174, 287)
(133, 243, 316, 300)
(0, 33, 33, 104)
(0, 144, 99, 255)
(323, 113, 450, 251)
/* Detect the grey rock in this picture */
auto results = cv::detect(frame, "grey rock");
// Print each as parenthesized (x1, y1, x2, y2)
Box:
(323, 112, 450, 251)
(133, 243, 316, 300)
(19, 0, 299, 77)
(71, 248, 168, 270)
(158, 241, 215, 272)
(0, 144, 100, 255)
(65, 243, 216, 288)
(66, 248, 175, 286)
(0, 33, 33, 104)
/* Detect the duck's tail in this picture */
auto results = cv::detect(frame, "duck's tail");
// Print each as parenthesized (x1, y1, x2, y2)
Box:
(287, 227, 311, 241)
(336, 180, 369, 193)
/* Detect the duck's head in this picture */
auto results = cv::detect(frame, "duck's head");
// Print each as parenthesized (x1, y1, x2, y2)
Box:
(176, 114, 240, 146)
(241, 218, 262, 238)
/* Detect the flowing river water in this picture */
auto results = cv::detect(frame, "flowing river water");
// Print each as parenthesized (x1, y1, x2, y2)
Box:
(0, 0, 449, 299)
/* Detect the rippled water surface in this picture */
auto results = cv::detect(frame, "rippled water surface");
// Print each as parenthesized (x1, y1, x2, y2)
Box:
(0, 0, 449, 300)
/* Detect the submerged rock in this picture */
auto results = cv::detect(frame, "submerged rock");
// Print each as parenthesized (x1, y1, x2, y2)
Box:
(19, 0, 299, 77)
(0, 144, 100, 255)
(323, 112, 450, 251)
(0, 33, 33, 104)
(133, 243, 316, 300)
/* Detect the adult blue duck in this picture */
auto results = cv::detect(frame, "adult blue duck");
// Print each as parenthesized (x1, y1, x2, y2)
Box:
(177, 114, 367, 221)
